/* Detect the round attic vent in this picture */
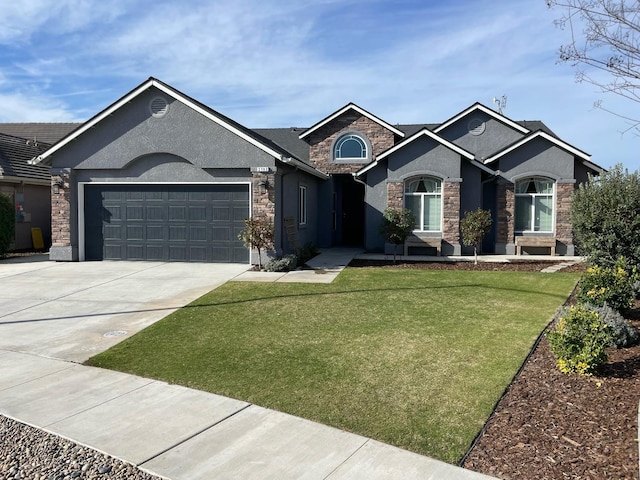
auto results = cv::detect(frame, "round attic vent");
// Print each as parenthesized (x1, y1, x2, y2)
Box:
(468, 117, 486, 136)
(150, 96, 169, 117)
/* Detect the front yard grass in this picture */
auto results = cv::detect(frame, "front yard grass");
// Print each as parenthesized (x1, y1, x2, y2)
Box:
(87, 268, 578, 463)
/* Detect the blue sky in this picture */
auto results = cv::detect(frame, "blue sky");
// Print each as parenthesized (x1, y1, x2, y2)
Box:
(0, 0, 638, 171)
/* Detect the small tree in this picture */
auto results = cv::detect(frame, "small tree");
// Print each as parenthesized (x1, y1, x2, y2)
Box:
(571, 164, 640, 268)
(460, 208, 492, 265)
(238, 216, 274, 270)
(379, 207, 415, 264)
(0, 193, 14, 258)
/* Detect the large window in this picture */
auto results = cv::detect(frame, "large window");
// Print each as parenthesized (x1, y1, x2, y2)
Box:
(334, 134, 367, 161)
(515, 177, 554, 232)
(404, 176, 442, 232)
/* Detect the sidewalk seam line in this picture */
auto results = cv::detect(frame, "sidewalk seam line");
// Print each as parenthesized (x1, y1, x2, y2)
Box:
(323, 438, 370, 479)
(137, 403, 253, 467)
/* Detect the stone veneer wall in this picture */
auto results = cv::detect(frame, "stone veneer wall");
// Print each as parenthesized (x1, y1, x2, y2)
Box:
(251, 172, 276, 221)
(307, 113, 396, 174)
(442, 181, 460, 245)
(555, 182, 573, 245)
(386, 181, 403, 210)
(51, 172, 71, 248)
(496, 182, 515, 246)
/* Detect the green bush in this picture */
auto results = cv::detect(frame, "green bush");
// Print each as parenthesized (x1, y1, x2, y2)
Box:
(576, 258, 634, 314)
(571, 164, 640, 268)
(547, 305, 613, 375)
(0, 193, 14, 258)
(583, 303, 639, 348)
(264, 255, 298, 272)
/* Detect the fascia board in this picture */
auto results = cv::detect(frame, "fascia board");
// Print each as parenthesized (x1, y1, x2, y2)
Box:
(281, 157, 329, 179)
(36, 79, 284, 164)
(434, 103, 530, 134)
(484, 131, 591, 164)
(299, 103, 405, 140)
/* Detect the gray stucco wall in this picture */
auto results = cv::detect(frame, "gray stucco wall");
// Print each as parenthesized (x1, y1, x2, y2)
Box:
(362, 136, 464, 251)
(438, 113, 525, 162)
(279, 167, 320, 253)
(50, 87, 276, 171)
(496, 137, 575, 181)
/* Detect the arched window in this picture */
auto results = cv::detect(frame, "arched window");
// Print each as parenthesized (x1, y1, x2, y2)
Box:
(334, 134, 367, 160)
(515, 177, 554, 232)
(404, 176, 442, 232)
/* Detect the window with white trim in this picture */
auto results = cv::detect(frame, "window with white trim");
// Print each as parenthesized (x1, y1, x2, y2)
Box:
(515, 177, 554, 232)
(404, 176, 442, 232)
(334, 134, 367, 161)
(299, 185, 307, 226)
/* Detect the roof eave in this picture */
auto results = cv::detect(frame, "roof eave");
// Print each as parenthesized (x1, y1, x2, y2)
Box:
(434, 103, 530, 135)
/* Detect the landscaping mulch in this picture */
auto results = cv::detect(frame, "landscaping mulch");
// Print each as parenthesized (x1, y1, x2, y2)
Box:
(349, 259, 586, 272)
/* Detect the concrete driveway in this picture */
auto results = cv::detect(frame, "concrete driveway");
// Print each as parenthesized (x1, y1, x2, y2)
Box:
(0, 256, 249, 362)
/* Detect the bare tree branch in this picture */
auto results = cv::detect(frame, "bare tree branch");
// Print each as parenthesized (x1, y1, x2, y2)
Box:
(548, 0, 640, 132)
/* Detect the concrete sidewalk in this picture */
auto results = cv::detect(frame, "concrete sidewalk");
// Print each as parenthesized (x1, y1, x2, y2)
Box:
(0, 255, 496, 479)
(0, 350, 494, 479)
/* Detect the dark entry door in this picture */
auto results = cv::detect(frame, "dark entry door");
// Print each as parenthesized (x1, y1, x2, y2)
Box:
(84, 184, 249, 262)
(339, 177, 365, 246)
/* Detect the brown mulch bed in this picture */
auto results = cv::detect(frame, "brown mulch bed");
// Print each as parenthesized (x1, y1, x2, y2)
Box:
(350, 259, 639, 479)
(349, 259, 586, 273)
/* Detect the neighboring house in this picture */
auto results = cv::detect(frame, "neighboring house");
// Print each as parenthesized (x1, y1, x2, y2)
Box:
(0, 133, 53, 250)
(30, 77, 602, 263)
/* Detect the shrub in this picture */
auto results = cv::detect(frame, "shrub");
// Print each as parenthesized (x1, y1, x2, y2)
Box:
(379, 208, 415, 263)
(547, 305, 613, 375)
(295, 242, 319, 266)
(576, 258, 634, 314)
(264, 255, 298, 272)
(238, 216, 274, 270)
(571, 164, 640, 268)
(0, 193, 14, 258)
(460, 208, 492, 265)
(583, 303, 640, 348)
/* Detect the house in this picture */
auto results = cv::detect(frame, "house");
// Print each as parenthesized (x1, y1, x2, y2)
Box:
(31, 77, 603, 263)
(0, 133, 52, 250)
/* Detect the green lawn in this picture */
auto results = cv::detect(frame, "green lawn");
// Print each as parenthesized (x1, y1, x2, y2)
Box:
(87, 268, 578, 463)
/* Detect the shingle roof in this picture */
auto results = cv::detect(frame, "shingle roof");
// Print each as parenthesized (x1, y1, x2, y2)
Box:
(0, 123, 80, 145)
(0, 133, 51, 181)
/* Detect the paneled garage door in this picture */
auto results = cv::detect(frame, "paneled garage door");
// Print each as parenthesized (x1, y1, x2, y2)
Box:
(84, 184, 249, 262)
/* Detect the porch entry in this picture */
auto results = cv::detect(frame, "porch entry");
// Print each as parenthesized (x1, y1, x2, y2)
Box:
(333, 175, 364, 246)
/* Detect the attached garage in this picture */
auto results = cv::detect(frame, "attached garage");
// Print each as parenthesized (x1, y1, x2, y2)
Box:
(83, 184, 249, 263)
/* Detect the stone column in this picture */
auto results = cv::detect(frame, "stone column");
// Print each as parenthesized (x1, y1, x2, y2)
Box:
(496, 181, 515, 254)
(50, 169, 77, 261)
(386, 181, 403, 210)
(251, 172, 276, 221)
(556, 182, 574, 255)
(442, 180, 461, 255)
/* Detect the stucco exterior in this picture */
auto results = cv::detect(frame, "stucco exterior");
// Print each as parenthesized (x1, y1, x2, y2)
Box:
(29, 78, 603, 263)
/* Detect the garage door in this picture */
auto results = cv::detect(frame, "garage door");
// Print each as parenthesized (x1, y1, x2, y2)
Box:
(84, 184, 249, 262)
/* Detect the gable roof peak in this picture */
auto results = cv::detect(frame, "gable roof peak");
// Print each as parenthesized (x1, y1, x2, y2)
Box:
(434, 102, 530, 135)
(298, 102, 405, 140)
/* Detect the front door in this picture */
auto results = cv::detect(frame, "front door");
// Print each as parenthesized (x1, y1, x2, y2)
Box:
(337, 176, 364, 246)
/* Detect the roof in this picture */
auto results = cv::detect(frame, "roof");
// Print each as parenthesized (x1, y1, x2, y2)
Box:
(298, 103, 405, 140)
(0, 123, 80, 145)
(0, 133, 50, 182)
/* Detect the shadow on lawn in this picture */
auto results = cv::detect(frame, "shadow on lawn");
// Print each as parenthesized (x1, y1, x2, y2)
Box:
(0, 282, 572, 325)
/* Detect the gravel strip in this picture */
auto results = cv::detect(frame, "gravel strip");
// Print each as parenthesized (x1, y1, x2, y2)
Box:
(0, 415, 164, 480)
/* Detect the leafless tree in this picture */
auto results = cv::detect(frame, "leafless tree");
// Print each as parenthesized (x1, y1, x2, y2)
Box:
(548, 0, 640, 132)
